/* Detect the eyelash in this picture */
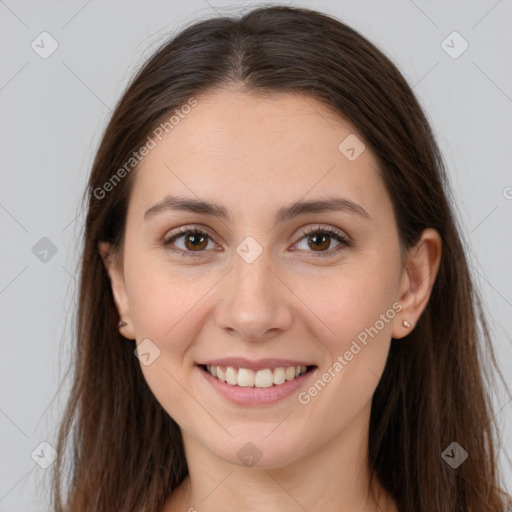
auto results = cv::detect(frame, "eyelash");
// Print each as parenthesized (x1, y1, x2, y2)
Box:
(161, 224, 351, 259)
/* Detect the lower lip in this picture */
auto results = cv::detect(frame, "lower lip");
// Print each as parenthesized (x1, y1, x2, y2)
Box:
(197, 365, 317, 405)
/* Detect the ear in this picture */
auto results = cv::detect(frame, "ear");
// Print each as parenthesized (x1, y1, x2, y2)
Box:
(98, 241, 136, 339)
(392, 228, 442, 339)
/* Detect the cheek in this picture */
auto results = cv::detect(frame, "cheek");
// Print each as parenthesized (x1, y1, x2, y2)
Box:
(124, 258, 215, 428)
(302, 256, 399, 411)
(318, 260, 399, 352)
(124, 255, 222, 399)
(125, 250, 213, 344)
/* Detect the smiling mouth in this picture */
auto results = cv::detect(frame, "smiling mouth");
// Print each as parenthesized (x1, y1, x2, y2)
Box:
(198, 364, 317, 388)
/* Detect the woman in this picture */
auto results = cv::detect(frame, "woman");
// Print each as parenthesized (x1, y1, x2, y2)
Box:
(52, 5, 511, 511)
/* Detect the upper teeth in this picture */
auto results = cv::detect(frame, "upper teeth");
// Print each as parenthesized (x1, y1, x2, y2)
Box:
(206, 365, 308, 388)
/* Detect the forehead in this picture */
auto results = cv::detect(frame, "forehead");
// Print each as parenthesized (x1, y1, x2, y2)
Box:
(128, 88, 389, 224)
(144, 88, 369, 167)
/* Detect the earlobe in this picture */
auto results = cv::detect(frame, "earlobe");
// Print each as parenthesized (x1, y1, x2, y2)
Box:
(392, 228, 442, 339)
(98, 241, 136, 339)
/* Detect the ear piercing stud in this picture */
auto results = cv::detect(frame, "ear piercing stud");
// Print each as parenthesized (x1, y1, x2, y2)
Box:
(118, 321, 127, 328)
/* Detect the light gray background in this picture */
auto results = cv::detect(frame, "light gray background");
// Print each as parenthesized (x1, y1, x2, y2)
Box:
(1, 0, 511, 510)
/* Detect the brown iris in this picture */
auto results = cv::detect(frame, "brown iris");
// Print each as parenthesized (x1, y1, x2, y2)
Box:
(308, 233, 331, 251)
(184, 232, 208, 251)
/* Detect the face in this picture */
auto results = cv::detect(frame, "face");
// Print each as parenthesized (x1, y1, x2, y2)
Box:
(103, 88, 417, 469)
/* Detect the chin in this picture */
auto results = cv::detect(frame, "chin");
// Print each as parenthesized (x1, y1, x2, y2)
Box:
(212, 434, 306, 470)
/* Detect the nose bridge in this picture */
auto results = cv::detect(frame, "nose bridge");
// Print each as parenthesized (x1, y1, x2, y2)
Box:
(215, 241, 292, 340)
(235, 247, 272, 297)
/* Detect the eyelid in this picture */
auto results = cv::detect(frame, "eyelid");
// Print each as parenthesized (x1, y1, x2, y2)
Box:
(297, 224, 350, 241)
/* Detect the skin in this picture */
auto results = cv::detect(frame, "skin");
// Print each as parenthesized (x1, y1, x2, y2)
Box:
(100, 88, 441, 512)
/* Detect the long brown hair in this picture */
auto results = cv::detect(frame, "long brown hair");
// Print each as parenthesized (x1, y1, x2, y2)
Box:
(52, 5, 511, 511)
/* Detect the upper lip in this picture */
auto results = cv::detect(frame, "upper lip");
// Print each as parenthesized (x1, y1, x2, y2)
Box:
(197, 357, 315, 371)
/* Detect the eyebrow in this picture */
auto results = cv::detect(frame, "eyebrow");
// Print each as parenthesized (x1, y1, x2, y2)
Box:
(144, 195, 371, 223)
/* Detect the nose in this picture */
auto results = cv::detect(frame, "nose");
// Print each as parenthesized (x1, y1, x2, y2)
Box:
(214, 247, 293, 342)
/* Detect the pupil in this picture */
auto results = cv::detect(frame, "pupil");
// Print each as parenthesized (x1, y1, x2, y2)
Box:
(190, 234, 203, 245)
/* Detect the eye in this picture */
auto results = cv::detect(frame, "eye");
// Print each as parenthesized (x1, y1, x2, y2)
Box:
(293, 225, 350, 257)
(162, 227, 216, 258)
